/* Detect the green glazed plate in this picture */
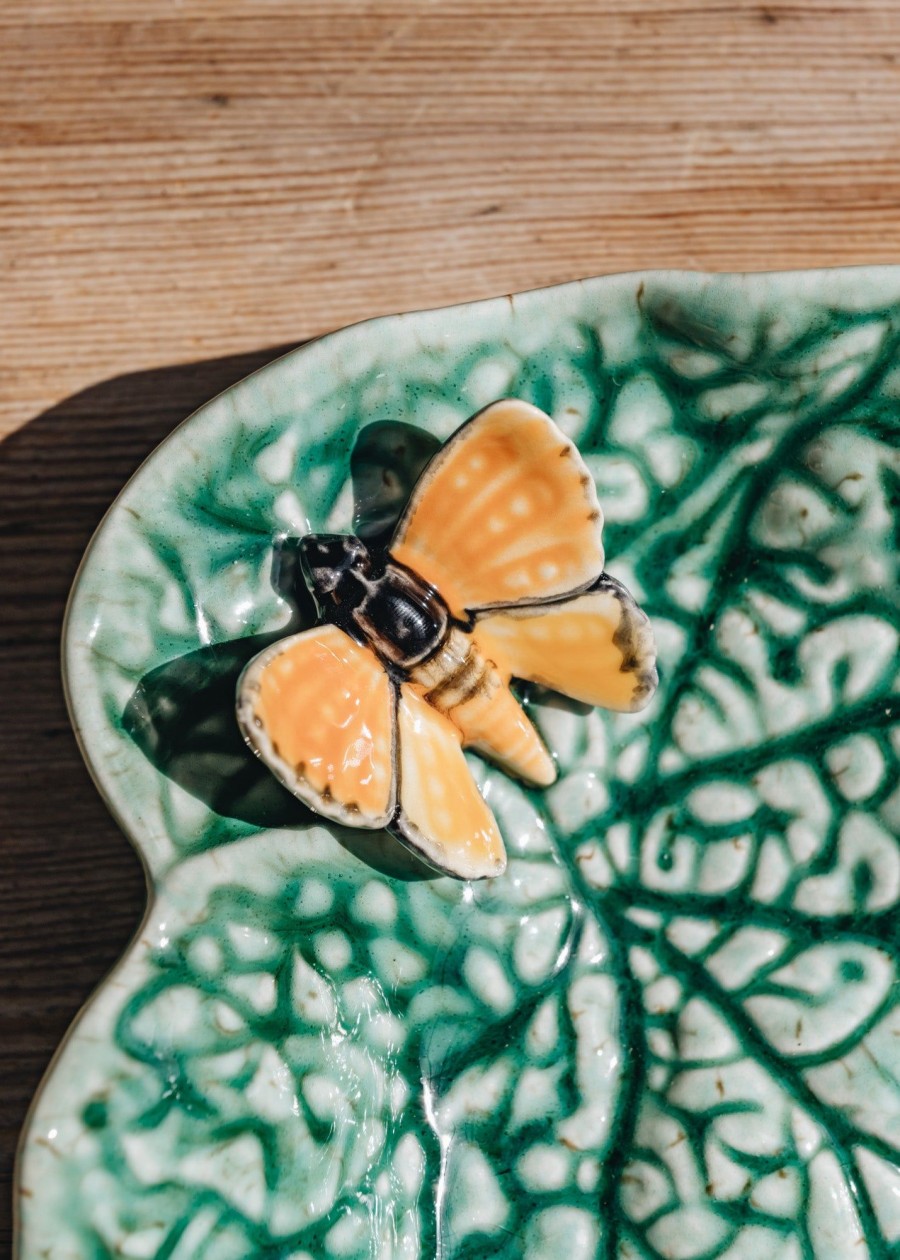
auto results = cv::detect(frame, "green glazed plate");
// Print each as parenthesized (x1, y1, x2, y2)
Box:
(18, 270, 900, 1260)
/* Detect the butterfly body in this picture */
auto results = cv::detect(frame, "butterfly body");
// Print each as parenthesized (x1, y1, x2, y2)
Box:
(239, 399, 658, 881)
(299, 534, 556, 787)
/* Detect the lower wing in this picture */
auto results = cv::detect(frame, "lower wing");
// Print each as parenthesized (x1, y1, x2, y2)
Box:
(472, 574, 658, 713)
(238, 627, 506, 880)
(394, 685, 506, 880)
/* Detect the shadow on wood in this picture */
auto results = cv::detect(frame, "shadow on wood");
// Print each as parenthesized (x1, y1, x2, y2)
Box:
(0, 343, 296, 1248)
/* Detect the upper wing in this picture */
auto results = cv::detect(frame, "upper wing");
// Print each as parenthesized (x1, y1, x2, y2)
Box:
(237, 624, 396, 827)
(472, 575, 658, 713)
(390, 400, 604, 617)
(393, 684, 506, 880)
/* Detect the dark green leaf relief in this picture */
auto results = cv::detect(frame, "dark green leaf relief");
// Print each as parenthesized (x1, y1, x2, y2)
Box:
(21, 277, 900, 1259)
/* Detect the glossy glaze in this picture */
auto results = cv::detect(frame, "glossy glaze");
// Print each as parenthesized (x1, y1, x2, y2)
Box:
(17, 270, 900, 1260)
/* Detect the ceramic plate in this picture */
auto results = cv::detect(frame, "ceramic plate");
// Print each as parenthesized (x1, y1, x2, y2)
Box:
(18, 270, 900, 1260)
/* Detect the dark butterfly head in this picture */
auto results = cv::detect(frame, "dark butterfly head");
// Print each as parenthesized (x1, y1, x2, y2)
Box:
(299, 533, 372, 612)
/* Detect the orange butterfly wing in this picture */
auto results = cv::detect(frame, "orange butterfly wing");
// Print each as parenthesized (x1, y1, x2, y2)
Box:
(394, 685, 506, 880)
(473, 577, 658, 713)
(237, 624, 396, 827)
(238, 626, 506, 879)
(390, 399, 604, 616)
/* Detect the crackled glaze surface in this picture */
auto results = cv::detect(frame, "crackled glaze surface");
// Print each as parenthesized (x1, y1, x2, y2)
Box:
(19, 270, 900, 1259)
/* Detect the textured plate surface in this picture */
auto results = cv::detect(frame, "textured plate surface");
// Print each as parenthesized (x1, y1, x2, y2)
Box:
(18, 270, 900, 1259)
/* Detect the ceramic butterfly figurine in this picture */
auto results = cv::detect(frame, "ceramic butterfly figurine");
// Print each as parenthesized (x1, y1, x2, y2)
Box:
(237, 399, 657, 880)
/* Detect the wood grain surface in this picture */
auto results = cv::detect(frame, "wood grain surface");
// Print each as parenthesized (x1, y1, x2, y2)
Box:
(3, 0, 900, 1245)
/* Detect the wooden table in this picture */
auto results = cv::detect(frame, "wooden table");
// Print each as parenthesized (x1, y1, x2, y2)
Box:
(3, 0, 899, 1243)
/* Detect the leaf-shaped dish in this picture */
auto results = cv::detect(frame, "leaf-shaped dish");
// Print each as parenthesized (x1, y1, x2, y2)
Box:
(18, 270, 900, 1260)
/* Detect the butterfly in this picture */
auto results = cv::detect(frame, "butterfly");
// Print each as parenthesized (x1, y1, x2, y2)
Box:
(237, 399, 657, 880)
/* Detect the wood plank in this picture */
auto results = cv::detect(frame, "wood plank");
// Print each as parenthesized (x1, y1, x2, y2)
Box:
(3, 1, 900, 433)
